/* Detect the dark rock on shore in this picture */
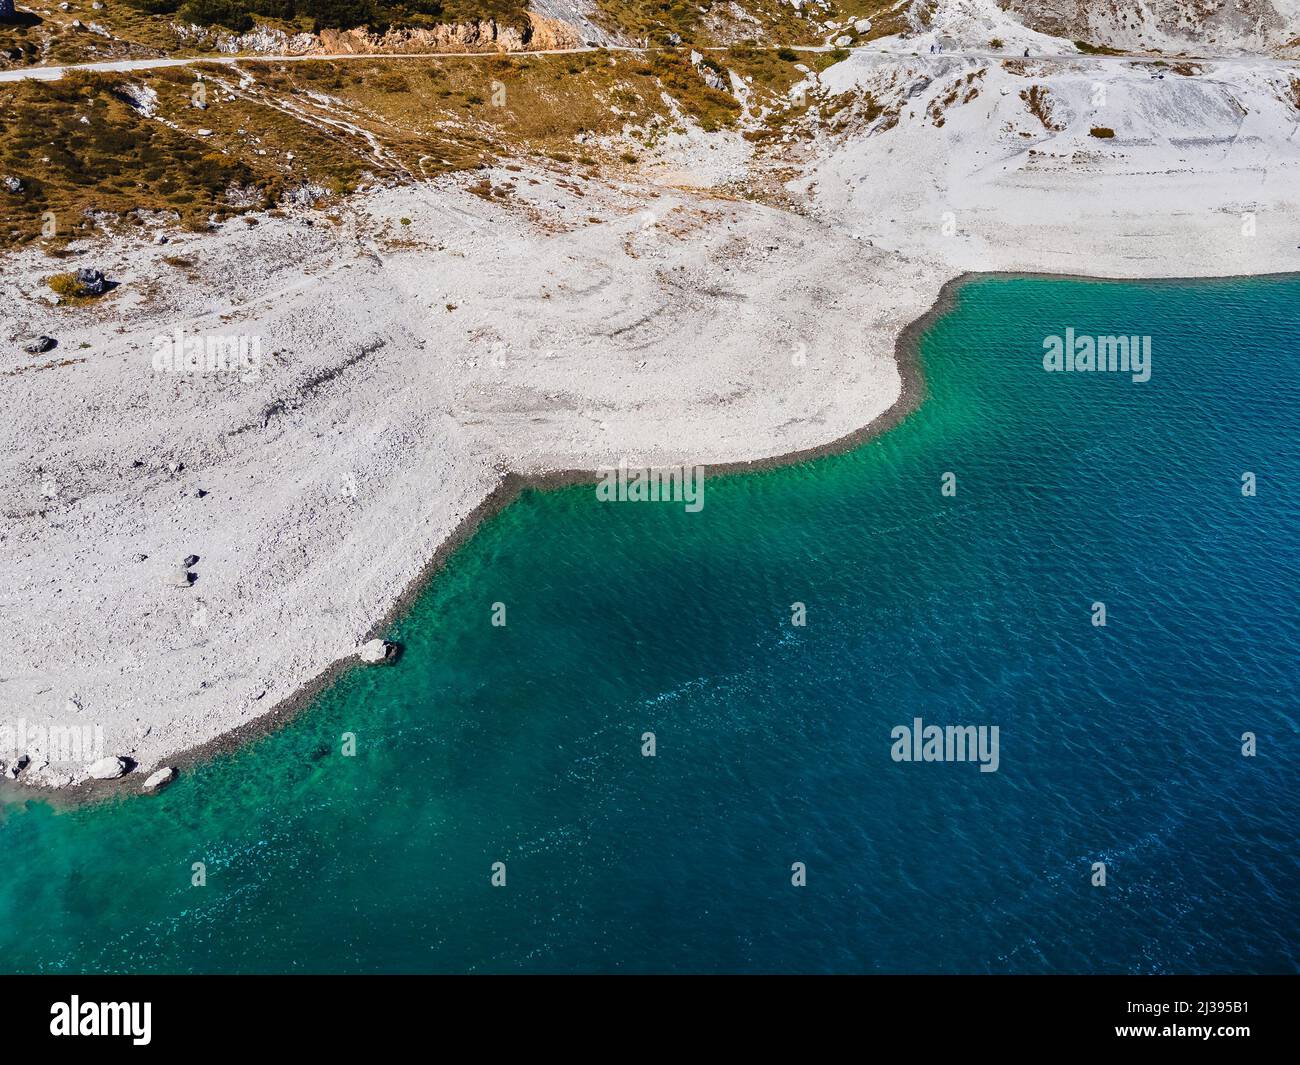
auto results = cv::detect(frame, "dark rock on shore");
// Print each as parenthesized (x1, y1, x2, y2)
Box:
(74, 268, 107, 296)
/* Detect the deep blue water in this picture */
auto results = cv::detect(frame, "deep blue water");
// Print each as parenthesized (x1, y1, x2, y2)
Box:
(1, 275, 1297, 973)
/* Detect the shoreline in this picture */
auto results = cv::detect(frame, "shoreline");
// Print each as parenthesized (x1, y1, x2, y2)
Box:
(0, 264, 941, 808)
(9, 24, 1300, 799)
(14, 266, 1298, 808)
(3, 171, 930, 803)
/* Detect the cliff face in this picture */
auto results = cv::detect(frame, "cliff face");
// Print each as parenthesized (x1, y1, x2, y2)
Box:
(313, 13, 584, 55)
(191, 12, 584, 57)
(997, 0, 1300, 54)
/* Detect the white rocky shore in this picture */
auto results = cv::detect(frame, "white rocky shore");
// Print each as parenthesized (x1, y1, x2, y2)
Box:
(2, 22, 1299, 791)
(0, 169, 936, 789)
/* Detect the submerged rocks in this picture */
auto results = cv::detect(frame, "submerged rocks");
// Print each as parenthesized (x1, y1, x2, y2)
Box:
(23, 336, 56, 354)
(142, 767, 175, 792)
(86, 756, 127, 780)
(357, 638, 399, 664)
(2, 175, 23, 194)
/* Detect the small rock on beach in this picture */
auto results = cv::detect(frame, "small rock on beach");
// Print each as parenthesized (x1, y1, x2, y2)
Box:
(142, 767, 175, 791)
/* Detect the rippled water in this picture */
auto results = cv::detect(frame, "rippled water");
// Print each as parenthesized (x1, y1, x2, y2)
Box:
(2, 275, 1297, 973)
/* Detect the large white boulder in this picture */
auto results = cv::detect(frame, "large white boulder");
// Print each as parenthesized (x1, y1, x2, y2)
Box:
(86, 756, 127, 780)
(357, 638, 398, 664)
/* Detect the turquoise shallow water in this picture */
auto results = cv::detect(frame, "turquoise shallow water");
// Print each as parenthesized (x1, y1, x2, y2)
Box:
(2, 275, 1298, 973)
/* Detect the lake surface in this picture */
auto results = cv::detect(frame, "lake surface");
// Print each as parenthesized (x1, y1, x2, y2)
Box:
(3, 275, 1297, 973)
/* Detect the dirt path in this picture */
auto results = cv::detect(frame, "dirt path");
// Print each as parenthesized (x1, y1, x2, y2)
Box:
(5, 42, 1290, 84)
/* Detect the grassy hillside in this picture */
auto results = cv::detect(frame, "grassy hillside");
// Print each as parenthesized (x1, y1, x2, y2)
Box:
(119, 0, 532, 34)
(0, 44, 841, 247)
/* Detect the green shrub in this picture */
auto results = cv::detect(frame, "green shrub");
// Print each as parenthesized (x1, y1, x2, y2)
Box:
(302, 0, 374, 30)
(122, 0, 184, 14)
(249, 0, 297, 16)
(179, 0, 255, 31)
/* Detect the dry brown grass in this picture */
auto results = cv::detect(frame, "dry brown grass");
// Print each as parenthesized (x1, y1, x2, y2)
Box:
(1020, 84, 1063, 131)
(46, 272, 83, 298)
(1, 42, 844, 247)
(0, 71, 285, 247)
(593, 0, 831, 47)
